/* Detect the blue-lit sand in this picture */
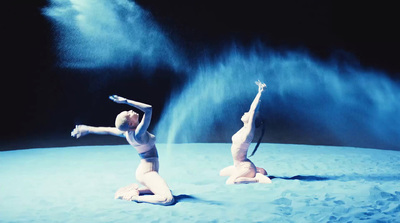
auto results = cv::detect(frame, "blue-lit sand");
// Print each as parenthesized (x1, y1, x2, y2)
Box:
(1, 143, 400, 222)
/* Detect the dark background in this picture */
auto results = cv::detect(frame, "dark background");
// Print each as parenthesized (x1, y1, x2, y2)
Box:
(2, 1, 399, 151)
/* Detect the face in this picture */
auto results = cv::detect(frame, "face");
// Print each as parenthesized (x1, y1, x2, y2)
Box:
(241, 112, 249, 123)
(125, 110, 139, 127)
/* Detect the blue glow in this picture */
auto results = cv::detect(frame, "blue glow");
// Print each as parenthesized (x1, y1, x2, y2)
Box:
(43, 1, 400, 149)
(156, 44, 400, 149)
(43, 0, 184, 70)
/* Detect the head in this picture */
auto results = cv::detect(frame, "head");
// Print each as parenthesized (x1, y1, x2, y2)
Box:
(115, 110, 139, 131)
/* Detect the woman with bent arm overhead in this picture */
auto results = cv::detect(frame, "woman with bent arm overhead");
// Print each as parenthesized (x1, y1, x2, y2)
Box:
(219, 81, 272, 184)
(71, 95, 174, 205)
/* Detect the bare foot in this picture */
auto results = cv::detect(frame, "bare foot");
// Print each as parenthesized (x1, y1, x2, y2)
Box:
(256, 167, 268, 175)
(115, 183, 139, 201)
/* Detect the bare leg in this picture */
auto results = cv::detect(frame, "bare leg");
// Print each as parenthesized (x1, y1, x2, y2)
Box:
(137, 186, 153, 195)
(118, 157, 173, 205)
(133, 171, 174, 205)
(114, 183, 139, 200)
(232, 176, 259, 184)
(227, 174, 272, 184)
(225, 164, 256, 184)
(219, 165, 235, 176)
(224, 161, 271, 184)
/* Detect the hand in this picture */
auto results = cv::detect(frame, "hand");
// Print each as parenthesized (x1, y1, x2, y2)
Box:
(255, 80, 267, 92)
(71, 125, 90, 138)
(109, 95, 127, 104)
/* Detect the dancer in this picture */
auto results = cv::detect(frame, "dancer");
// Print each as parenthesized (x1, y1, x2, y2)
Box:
(220, 81, 272, 184)
(71, 95, 174, 205)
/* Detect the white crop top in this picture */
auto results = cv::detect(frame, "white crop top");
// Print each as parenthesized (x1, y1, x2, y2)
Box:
(125, 130, 156, 153)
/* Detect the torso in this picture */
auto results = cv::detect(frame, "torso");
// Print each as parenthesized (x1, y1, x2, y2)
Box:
(231, 126, 254, 164)
(125, 131, 156, 154)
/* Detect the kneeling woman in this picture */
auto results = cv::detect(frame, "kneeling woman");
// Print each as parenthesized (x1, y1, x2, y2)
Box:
(71, 95, 174, 205)
(220, 81, 272, 184)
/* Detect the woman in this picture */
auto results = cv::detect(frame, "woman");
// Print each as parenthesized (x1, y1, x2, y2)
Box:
(71, 95, 174, 205)
(219, 81, 272, 184)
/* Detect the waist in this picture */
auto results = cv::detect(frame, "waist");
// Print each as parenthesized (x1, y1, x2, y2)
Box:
(234, 158, 253, 167)
(138, 146, 158, 159)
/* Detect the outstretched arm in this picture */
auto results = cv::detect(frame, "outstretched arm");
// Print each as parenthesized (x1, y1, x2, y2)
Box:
(71, 125, 125, 138)
(109, 95, 152, 140)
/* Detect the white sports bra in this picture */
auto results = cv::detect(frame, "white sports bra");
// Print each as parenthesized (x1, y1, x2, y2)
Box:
(126, 130, 156, 153)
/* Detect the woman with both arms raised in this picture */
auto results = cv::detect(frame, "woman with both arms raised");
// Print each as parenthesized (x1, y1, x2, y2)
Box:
(71, 95, 174, 205)
(220, 80, 272, 184)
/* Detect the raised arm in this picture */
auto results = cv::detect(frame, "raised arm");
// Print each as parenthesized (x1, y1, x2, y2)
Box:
(247, 81, 266, 126)
(109, 95, 152, 112)
(71, 125, 125, 138)
(109, 95, 152, 140)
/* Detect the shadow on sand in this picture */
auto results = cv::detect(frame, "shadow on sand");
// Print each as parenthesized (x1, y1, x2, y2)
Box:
(173, 194, 223, 206)
(269, 175, 335, 181)
(269, 174, 400, 182)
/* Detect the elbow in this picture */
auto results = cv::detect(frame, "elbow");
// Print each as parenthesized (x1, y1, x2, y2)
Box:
(144, 105, 152, 113)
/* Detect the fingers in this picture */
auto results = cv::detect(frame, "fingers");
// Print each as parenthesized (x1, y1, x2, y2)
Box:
(109, 95, 118, 101)
(255, 80, 266, 87)
(255, 80, 267, 90)
(109, 95, 126, 103)
(71, 130, 79, 138)
(71, 125, 82, 138)
(71, 125, 77, 137)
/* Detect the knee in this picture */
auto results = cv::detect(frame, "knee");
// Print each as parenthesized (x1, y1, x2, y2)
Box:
(219, 170, 227, 176)
(220, 166, 234, 176)
(226, 178, 235, 185)
(161, 194, 175, 205)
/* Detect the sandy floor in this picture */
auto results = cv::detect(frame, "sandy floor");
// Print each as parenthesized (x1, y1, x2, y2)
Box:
(1, 143, 400, 222)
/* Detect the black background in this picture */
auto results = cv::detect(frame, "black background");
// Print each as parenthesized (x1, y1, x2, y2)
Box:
(2, 1, 399, 150)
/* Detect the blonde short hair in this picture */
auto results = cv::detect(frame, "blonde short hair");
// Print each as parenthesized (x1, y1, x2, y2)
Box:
(115, 112, 130, 131)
